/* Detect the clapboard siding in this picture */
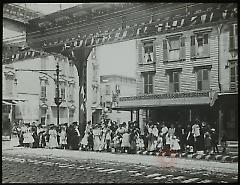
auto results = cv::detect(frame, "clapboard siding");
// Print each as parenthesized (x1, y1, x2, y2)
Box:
(136, 25, 221, 95)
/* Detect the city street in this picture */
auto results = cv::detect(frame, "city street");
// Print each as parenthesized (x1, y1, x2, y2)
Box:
(2, 143, 238, 183)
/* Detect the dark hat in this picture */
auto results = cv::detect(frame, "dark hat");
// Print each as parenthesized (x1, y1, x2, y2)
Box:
(72, 122, 78, 125)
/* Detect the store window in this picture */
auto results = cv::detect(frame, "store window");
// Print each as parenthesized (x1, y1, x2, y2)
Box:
(196, 69, 210, 91)
(229, 60, 238, 91)
(229, 24, 238, 51)
(169, 71, 180, 93)
(191, 33, 209, 58)
(143, 73, 154, 94)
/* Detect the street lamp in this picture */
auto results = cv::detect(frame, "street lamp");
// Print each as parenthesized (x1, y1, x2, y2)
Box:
(15, 63, 62, 125)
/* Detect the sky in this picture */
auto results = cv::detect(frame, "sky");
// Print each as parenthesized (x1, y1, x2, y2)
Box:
(15, 3, 82, 14)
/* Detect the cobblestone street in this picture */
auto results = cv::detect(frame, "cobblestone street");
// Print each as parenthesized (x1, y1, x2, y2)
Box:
(2, 146, 238, 183)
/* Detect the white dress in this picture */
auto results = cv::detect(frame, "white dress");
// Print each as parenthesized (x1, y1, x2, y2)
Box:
(81, 131, 89, 146)
(93, 128, 101, 151)
(171, 138, 180, 151)
(48, 129, 58, 148)
(23, 127, 34, 144)
(60, 130, 67, 145)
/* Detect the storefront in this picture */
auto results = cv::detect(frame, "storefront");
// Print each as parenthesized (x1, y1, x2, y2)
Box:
(115, 91, 220, 137)
(218, 93, 238, 141)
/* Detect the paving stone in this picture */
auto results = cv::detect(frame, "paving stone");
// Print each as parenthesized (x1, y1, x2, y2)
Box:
(154, 176, 166, 180)
(145, 173, 161, 178)
(172, 176, 186, 180)
(182, 178, 200, 183)
(197, 179, 213, 183)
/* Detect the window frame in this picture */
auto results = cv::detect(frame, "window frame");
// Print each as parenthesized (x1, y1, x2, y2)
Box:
(191, 32, 210, 58)
(168, 71, 180, 93)
(229, 24, 238, 51)
(143, 73, 154, 94)
(196, 68, 210, 91)
(229, 60, 238, 91)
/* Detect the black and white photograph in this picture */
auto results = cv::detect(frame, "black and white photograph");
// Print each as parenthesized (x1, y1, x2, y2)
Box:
(2, 2, 238, 183)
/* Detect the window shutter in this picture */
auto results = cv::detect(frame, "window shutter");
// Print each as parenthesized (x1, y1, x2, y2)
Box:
(203, 34, 210, 57)
(153, 41, 157, 62)
(190, 35, 196, 58)
(138, 41, 144, 64)
(179, 37, 186, 60)
(163, 39, 168, 62)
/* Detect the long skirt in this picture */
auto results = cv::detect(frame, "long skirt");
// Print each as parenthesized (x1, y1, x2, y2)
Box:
(23, 133, 34, 144)
(93, 136, 101, 151)
(48, 135, 58, 148)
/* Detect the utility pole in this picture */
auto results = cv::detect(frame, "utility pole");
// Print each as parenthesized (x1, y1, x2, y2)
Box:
(16, 64, 62, 125)
(56, 63, 60, 125)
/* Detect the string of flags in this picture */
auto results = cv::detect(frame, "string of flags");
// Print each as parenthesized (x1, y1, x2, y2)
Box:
(41, 5, 237, 49)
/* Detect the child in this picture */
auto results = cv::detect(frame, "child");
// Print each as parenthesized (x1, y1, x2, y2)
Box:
(113, 135, 121, 153)
(156, 136, 163, 153)
(136, 135, 145, 152)
(170, 136, 181, 153)
(80, 130, 89, 151)
(88, 129, 94, 151)
(204, 132, 212, 154)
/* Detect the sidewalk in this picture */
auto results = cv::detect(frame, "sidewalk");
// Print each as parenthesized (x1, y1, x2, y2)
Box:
(2, 145, 238, 174)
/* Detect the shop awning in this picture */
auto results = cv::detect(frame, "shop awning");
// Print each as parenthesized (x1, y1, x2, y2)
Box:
(114, 91, 212, 110)
(2, 100, 12, 105)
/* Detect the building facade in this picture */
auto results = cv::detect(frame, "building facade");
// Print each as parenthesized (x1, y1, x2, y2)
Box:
(100, 75, 137, 124)
(3, 51, 80, 125)
(116, 4, 238, 141)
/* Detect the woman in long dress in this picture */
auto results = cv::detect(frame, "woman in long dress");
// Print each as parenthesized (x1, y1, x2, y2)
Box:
(93, 124, 101, 151)
(48, 125, 58, 149)
(22, 123, 34, 147)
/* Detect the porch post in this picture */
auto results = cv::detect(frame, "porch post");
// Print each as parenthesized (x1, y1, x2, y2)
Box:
(189, 109, 192, 122)
(136, 109, 139, 123)
(131, 110, 133, 121)
(218, 103, 223, 145)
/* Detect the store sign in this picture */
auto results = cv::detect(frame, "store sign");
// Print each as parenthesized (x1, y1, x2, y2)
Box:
(118, 91, 211, 107)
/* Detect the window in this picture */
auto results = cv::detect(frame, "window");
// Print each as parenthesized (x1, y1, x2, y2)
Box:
(69, 84, 74, 101)
(229, 24, 238, 51)
(138, 39, 156, 64)
(191, 33, 209, 58)
(169, 72, 180, 92)
(163, 36, 185, 62)
(143, 73, 154, 94)
(229, 61, 238, 91)
(60, 87, 65, 100)
(41, 86, 47, 98)
(144, 42, 153, 63)
(196, 69, 210, 91)
(105, 85, 110, 95)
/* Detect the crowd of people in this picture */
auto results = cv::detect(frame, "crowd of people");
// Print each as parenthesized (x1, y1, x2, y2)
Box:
(12, 118, 227, 155)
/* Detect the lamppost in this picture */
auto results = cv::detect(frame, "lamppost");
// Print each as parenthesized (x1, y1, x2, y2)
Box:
(15, 63, 62, 125)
